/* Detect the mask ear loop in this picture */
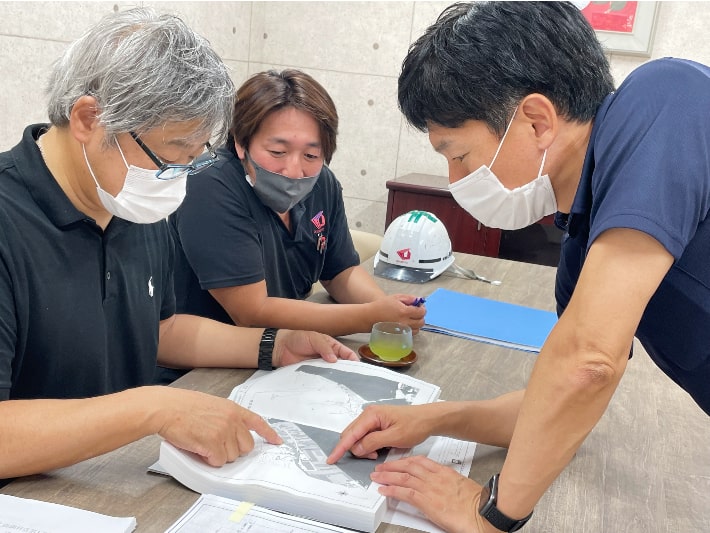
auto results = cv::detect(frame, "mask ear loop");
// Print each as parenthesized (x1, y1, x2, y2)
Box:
(242, 150, 257, 186)
(537, 149, 548, 178)
(489, 107, 518, 168)
(114, 136, 130, 169)
(82, 144, 101, 188)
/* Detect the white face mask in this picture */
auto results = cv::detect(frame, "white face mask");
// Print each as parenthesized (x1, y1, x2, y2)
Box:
(448, 110, 557, 231)
(82, 140, 188, 224)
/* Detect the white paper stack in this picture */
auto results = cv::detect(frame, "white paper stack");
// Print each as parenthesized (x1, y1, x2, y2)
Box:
(165, 494, 355, 532)
(160, 359, 441, 532)
(0, 494, 136, 533)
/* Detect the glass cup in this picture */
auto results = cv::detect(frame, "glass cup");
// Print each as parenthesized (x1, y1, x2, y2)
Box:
(369, 322, 413, 361)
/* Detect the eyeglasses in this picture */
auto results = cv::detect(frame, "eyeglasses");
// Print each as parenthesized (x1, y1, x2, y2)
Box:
(129, 131, 218, 180)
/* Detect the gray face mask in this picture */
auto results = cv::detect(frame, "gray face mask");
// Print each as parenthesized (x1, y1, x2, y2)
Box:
(244, 151, 320, 213)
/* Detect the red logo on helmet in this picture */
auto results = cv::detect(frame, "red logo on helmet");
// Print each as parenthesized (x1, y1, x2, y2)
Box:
(397, 248, 411, 261)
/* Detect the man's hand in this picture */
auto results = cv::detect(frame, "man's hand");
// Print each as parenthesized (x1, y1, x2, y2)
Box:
(327, 404, 435, 464)
(156, 388, 282, 466)
(372, 455, 495, 533)
(369, 294, 426, 333)
(272, 329, 358, 366)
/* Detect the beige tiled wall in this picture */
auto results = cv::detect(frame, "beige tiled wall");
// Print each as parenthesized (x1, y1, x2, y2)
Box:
(2, 1, 709, 234)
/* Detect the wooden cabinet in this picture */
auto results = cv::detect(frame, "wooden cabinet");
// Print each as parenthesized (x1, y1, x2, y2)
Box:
(385, 173, 502, 257)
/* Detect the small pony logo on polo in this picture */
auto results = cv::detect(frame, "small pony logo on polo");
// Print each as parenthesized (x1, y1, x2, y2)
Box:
(397, 248, 412, 261)
(148, 276, 154, 298)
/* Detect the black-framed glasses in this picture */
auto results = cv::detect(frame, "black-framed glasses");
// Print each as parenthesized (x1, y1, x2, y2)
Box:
(129, 131, 218, 180)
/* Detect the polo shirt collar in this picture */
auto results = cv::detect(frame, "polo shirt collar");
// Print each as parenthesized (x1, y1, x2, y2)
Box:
(11, 124, 90, 228)
(564, 93, 614, 237)
(12, 124, 135, 235)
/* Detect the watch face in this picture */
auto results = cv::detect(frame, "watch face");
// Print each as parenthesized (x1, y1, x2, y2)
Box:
(478, 480, 492, 512)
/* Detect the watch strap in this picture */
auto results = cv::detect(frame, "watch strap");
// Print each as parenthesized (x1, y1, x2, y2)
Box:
(258, 328, 278, 370)
(483, 502, 529, 532)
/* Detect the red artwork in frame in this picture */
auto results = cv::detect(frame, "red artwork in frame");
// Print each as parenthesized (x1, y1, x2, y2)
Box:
(577, 1, 659, 57)
(581, 1, 638, 33)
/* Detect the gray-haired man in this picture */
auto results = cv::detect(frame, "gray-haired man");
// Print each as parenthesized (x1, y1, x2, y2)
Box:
(0, 7, 356, 483)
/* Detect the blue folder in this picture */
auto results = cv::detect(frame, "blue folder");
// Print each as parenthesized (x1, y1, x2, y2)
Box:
(422, 288, 558, 353)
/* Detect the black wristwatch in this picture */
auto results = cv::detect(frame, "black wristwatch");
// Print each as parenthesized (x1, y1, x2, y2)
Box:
(478, 474, 532, 532)
(258, 328, 278, 370)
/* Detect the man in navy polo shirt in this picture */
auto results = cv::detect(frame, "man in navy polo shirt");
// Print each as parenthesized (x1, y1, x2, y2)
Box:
(327, 3, 710, 533)
(0, 7, 356, 483)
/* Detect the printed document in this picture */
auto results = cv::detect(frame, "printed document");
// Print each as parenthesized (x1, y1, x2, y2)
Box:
(159, 359, 441, 532)
(0, 494, 136, 533)
(165, 494, 354, 532)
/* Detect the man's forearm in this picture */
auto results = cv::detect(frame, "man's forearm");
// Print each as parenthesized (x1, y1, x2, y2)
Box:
(158, 314, 262, 368)
(428, 391, 524, 447)
(322, 265, 386, 304)
(247, 297, 375, 337)
(0, 387, 163, 478)
(495, 340, 627, 521)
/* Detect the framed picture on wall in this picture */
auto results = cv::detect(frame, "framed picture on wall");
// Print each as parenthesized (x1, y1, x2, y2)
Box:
(579, 1, 659, 57)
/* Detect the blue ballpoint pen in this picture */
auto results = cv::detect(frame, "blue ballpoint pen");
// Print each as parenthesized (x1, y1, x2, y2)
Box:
(411, 297, 426, 307)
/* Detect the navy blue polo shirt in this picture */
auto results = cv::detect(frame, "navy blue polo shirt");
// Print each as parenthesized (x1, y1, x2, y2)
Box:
(170, 143, 359, 325)
(555, 58, 710, 414)
(0, 125, 176, 400)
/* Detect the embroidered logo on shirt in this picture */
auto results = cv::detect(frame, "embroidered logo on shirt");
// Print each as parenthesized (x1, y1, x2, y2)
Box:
(311, 211, 327, 254)
(148, 276, 154, 298)
(311, 211, 326, 231)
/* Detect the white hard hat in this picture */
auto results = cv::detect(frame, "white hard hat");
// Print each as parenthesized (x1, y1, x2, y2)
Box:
(374, 210, 454, 283)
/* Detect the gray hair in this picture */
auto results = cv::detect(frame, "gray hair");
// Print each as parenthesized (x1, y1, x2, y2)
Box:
(46, 7, 234, 145)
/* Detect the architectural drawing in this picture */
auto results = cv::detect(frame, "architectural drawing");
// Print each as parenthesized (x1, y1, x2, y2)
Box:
(230, 360, 436, 433)
(160, 361, 442, 532)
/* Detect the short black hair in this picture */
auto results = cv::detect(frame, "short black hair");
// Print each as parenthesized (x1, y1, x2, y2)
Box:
(398, 1, 614, 136)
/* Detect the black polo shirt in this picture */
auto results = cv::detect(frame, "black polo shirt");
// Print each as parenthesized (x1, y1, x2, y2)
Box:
(0, 125, 175, 400)
(170, 143, 359, 324)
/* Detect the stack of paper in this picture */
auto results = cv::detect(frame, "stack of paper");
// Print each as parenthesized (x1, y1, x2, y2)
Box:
(165, 494, 354, 532)
(423, 288, 558, 352)
(165, 430, 477, 533)
(160, 360, 441, 533)
(0, 494, 136, 533)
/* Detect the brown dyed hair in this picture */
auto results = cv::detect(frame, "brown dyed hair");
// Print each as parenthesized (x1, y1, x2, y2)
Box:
(230, 69, 339, 164)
